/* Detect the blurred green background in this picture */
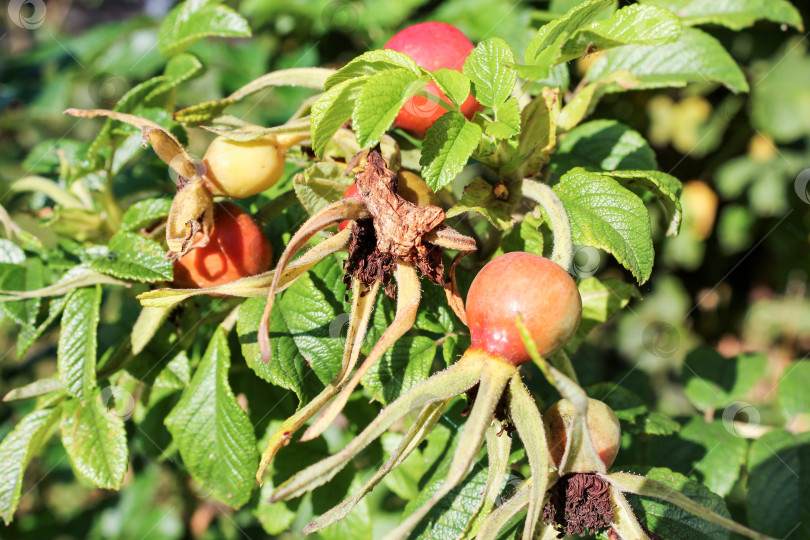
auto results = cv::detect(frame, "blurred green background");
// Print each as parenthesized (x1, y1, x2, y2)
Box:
(1, 0, 809, 538)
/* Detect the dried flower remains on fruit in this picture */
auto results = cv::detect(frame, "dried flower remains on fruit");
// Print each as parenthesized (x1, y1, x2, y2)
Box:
(253, 146, 477, 481)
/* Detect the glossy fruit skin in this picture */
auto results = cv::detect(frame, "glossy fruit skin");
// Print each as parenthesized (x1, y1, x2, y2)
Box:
(384, 22, 483, 137)
(545, 398, 621, 471)
(202, 130, 286, 199)
(466, 252, 581, 365)
(173, 202, 273, 288)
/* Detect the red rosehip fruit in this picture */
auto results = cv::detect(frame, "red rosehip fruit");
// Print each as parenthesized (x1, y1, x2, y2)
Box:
(466, 252, 582, 365)
(384, 22, 483, 137)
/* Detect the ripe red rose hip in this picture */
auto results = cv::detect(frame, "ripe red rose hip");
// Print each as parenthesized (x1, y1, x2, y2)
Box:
(385, 22, 483, 137)
(173, 202, 273, 288)
(466, 252, 582, 365)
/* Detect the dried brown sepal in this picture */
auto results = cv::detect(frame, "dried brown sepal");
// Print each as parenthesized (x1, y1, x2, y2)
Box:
(354, 149, 445, 278)
(165, 179, 214, 260)
(543, 473, 615, 538)
(64, 109, 198, 180)
(343, 218, 397, 297)
(259, 198, 370, 363)
(442, 249, 471, 325)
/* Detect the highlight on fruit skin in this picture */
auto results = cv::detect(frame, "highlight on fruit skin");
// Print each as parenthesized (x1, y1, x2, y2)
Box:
(467, 251, 582, 365)
(172, 202, 273, 289)
(384, 22, 483, 137)
(202, 128, 306, 199)
(268, 252, 583, 540)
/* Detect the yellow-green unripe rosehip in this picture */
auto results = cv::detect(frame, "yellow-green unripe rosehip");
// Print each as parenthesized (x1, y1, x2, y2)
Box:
(545, 398, 621, 473)
(202, 129, 305, 199)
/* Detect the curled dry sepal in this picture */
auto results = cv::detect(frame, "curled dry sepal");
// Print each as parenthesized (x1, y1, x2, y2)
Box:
(473, 324, 782, 540)
(254, 147, 477, 482)
(63, 108, 306, 261)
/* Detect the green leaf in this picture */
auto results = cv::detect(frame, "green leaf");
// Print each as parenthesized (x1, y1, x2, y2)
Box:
(120, 197, 172, 232)
(0, 408, 60, 524)
(237, 256, 347, 402)
(58, 286, 102, 401)
(515, 89, 559, 178)
(486, 98, 521, 139)
(311, 78, 363, 157)
(551, 119, 657, 176)
(61, 396, 128, 489)
(554, 168, 655, 283)
(779, 360, 810, 421)
(131, 305, 172, 356)
(446, 177, 517, 230)
(165, 327, 257, 508)
(431, 69, 471, 107)
(558, 71, 644, 133)
(158, 0, 251, 57)
(153, 352, 191, 390)
(648, 417, 748, 497)
(606, 170, 683, 236)
(15, 294, 68, 360)
(1, 259, 46, 359)
(88, 232, 173, 283)
(682, 347, 766, 412)
(403, 451, 491, 539)
(561, 4, 682, 62)
(238, 297, 321, 404)
(361, 336, 436, 405)
(352, 68, 421, 148)
(640, 0, 804, 31)
(463, 38, 516, 108)
(254, 478, 297, 535)
(622, 467, 733, 539)
(420, 111, 482, 191)
(746, 429, 810, 539)
(0, 240, 25, 264)
(586, 27, 749, 93)
(276, 256, 349, 384)
(494, 215, 545, 258)
(568, 277, 638, 349)
(751, 42, 810, 143)
(145, 53, 203, 102)
(294, 162, 354, 215)
(525, 0, 615, 63)
(325, 49, 422, 90)
(3, 378, 62, 402)
(175, 68, 333, 125)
